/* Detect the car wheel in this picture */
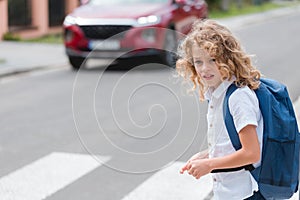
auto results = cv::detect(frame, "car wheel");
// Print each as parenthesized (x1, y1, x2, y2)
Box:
(68, 56, 86, 70)
(161, 28, 177, 68)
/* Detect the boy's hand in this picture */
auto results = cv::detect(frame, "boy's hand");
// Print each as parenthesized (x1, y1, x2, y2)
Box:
(180, 159, 212, 179)
(180, 150, 209, 175)
(188, 159, 212, 179)
(180, 163, 189, 174)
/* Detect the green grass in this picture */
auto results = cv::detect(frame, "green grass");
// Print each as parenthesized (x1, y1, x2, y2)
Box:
(209, 1, 298, 19)
(0, 59, 6, 64)
(23, 33, 63, 44)
(3, 32, 21, 41)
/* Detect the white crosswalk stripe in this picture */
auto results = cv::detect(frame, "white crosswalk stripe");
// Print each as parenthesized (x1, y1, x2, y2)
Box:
(122, 161, 213, 200)
(121, 161, 299, 200)
(0, 153, 298, 200)
(0, 152, 110, 200)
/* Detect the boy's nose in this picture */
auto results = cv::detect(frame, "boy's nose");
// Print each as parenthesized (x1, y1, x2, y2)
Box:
(200, 63, 209, 72)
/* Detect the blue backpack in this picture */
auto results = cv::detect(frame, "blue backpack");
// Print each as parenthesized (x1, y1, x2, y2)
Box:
(223, 78, 300, 199)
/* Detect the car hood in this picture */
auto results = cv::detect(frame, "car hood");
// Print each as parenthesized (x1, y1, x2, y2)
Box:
(71, 3, 169, 19)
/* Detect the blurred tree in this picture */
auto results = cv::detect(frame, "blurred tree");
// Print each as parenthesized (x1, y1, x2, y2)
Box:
(206, 0, 231, 11)
(206, 0, 221, 10)
(221, 0, 230, 11)
(236, 0, 243, 9)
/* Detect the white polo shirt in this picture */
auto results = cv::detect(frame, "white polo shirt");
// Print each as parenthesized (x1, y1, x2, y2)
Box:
(205, 79, 263, 200)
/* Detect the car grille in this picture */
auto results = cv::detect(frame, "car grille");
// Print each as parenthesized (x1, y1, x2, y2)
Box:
(80, 25, 132, 39)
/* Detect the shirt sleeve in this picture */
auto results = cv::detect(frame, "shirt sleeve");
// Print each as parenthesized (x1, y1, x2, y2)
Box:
(228, 86, 260, 133)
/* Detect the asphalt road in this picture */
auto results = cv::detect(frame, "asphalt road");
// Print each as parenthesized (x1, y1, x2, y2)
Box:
(233, 11, 300, 101)
(0, 12, 299, 200)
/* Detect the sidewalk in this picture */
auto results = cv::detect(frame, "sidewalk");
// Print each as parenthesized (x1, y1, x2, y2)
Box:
(0, 41, 68, 77)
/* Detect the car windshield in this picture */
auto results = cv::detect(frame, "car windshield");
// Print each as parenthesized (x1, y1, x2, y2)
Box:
(89, 0, 169, 6)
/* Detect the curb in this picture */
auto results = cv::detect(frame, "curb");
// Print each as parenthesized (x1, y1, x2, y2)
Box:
(0, 63, 69, 78)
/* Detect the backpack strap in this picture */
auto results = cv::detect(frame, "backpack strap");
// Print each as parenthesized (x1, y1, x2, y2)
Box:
(211, 83, 254, 173)
(223, 84, 242, 150)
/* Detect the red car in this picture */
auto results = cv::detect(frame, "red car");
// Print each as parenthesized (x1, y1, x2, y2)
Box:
(63, 0, 208, 69)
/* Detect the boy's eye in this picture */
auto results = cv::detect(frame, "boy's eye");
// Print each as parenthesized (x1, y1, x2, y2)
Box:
(194, 60, 203, 65)
(210, 58, 216, 63)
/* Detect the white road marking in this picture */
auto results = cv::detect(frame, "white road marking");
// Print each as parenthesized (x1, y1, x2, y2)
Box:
(122, 161, 213, 200)
(0, 152, 110, 200)
(121, 160, 299, 200)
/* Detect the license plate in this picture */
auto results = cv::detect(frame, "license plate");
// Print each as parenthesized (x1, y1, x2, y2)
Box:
(89, 40, 120, 50)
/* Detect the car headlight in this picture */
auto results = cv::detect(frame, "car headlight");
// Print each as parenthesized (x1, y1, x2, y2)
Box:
(137, 15, 161, 26)
(63, 15, 77, 26)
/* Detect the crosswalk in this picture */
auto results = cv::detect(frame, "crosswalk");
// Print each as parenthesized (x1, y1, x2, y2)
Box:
(122, 162, 213, 200)
(122, 162, 299, 200)
(0, 152, 298, 200)
(0, 152, 110, 200)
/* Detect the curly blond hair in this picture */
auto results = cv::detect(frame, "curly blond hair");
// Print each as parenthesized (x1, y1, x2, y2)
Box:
(176, 19, 261, 101)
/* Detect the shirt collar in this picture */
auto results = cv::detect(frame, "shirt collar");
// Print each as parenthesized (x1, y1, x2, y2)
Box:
(204, 78, 236, 101)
